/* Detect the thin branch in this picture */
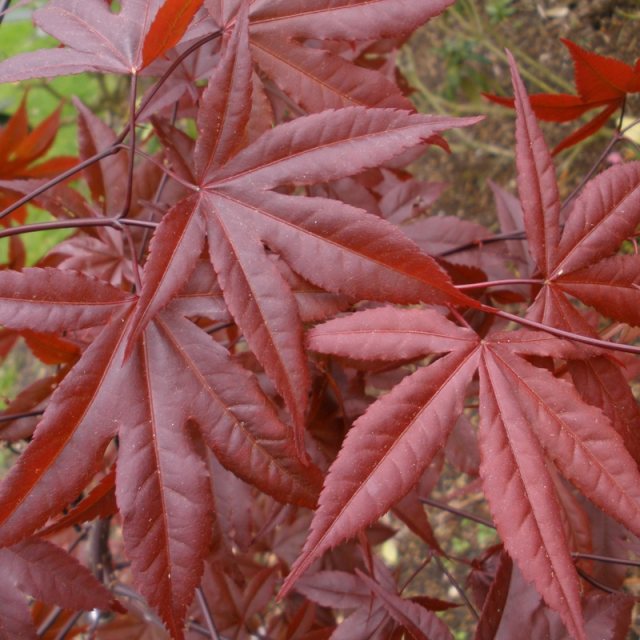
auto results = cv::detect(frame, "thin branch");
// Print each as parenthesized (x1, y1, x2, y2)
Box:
(122, 224, 143, 292)
(36, 607, 63, 637)
(117, 72, 139, 219)
(432, 554, 479, 620)
(457, 278, 543, 290)
(420, 496, 495, 529)
(53, 611, 83, 640)
(0, 409, 44, 423)
(561, 130, 624, 211)
(573, 552, 640, 569)
(487, 306, 640, 355)
(437, 229, 527, 258)
(0, 145, 125, 222)
(575, 566, 630, 597)
(196, 587, 221, 640)
(135, 30, 224, 122)
(0, 216, 156, 240)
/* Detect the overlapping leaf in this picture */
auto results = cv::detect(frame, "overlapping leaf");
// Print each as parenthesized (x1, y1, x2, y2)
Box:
(282, 307, 640, 638)
(127, 10, 479, 453)
(486, 39, 640, 154)
(0, 98, 76, 224)
(281, 307, 480, 592)
(0, 270, 321, 638)
(203, 0, 454, 112)
(0, 538, 117, 639)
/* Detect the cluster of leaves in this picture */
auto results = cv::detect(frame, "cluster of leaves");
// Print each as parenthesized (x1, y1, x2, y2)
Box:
(0, 1, 639, 638)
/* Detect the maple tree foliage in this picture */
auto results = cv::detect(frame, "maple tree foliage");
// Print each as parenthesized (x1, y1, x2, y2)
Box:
(0, 1, 639, 638)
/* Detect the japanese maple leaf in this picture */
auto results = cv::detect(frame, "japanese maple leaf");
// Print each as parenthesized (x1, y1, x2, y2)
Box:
(204, 0, 455, 112)
(486, 39, 640, 154)
(502, 50, 640, 462)
(0, 97, 76, 224)
(0, 267, 321, 639)
(0, 0, 205, 80)
(280, 306, 640, 640)
(125, 8, 480, 456)
(0, 537, 118, 639)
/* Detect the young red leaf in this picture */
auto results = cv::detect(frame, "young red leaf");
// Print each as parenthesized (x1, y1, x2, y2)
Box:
(0, 98, 75, 182)
(486, 40, 639, 154)
(508, 50, 561, 275)
(549, 101, 619, 156)
(281, 345, 479, 595)
(141, 0, 204, 69)
(484, 92, 596, 123)
(561, 38, 640, 101)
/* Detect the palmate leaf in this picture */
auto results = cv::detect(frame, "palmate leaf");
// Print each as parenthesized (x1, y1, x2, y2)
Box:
(281, 308, 479, 593)
(284, 306, 640, 638)
(128, 7, 480, 449)
(506, 53, 640, 329)
(486, 40, 640, 154)
(205, 0, 455, 112)
(0, 0, 204, 81)
(478, 339, 640, 640)
(0, 271, 321, 637)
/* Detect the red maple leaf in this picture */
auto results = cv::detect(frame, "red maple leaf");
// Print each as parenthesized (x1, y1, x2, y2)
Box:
(0, 96, 76, 226)
(126, 8, 480, 457)
(279, 54, 640, 640)
(485, 39, 640, 154)
(0, 0, 205, 80)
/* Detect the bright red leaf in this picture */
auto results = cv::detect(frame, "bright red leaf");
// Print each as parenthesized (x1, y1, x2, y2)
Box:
(486, 39, 640, 154)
